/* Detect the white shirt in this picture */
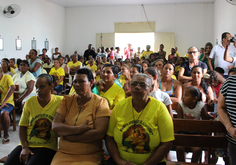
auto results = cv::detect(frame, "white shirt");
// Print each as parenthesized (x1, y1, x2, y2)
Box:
(114, 52, 123, 59)
(209, 42, 236, 75)
(150, 89, 172, 106)
(179, 101, 205, 120)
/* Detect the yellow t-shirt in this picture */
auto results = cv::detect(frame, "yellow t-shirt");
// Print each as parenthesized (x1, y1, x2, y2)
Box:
(107, 96, 175, 165)
(0, 75, 14, 106)
(69, 86, 76, 95)
(85, 61, 96, 65)
(86, 64, 97, 71)
(19, 95, 63, 151)
(99, 83, 125, 110)
(119, 74, 131, 87)
(171, 74, 177, 80)
(176, 53, 180, 57)
(140, 51, 153, 59)
(10, 67, 15, 75)
(184, 54, 189, 58)
(49, 67, 65, 85)
(103, 61, 110, 64)
(96, 75, 101, 82)
(175, 65, 181, 72)
(67, 61, 82, 69)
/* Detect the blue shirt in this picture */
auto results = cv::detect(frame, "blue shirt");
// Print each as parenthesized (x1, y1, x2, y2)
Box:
(28, 58, 42, 77)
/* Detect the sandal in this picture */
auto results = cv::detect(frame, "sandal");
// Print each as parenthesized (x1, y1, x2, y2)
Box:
(2, 137, 10, 144)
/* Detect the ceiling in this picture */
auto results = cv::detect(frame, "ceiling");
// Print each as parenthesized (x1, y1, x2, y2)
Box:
(46, 0, 215, 7)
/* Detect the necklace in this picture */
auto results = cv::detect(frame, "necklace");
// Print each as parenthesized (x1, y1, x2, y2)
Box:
(132, 106, 145, 129)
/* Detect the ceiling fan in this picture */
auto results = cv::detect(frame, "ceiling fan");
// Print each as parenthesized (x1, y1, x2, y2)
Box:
(3, 4, 21, 18)
(226, 0, 236, 5)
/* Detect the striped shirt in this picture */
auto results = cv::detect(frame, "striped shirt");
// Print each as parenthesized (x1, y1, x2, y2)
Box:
(220, 74, 236, 145)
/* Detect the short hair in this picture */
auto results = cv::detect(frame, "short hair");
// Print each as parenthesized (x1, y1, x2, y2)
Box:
(131, 73, 152, 89)
(228, 67, 236, 75)
(54, 59, 60, 64)
(214, 67, 225, 74)
(222, 32, 230, 41)
(42, 48, 47, 52)
(31, 49, 38, 55)
(38, 74, 54, 86)
(144, 67, 161, 82)
(160, 44, 164, 48)
(146, 45, 151, 49)
(188, 46, 199, 52)
(132, 64, 143, 73)
(20, 60, 30, 67)
(10, 58, 15, 63)
(75, 68, 94, 82)
(102, 64, 118, 75)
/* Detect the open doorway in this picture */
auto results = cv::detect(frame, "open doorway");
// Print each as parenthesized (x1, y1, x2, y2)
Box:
(115, 33, 154, 55)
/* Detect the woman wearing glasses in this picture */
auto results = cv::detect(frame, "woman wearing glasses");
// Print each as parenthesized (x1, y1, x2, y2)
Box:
(178, 46, 207, 83)
(51, 68, 110, 165)
(105, 73, 174, 165)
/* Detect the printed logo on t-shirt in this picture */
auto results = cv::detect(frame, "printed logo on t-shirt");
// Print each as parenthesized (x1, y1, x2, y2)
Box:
(29, 118, 52, 141)
(122, 124, 150, 154)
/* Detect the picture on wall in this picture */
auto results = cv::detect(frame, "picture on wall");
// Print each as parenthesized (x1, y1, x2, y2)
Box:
(31, 39, 36, 49)
(16, 39, 22, 50)
(45, 40, 49, 50)
(0, 38, 3, 51)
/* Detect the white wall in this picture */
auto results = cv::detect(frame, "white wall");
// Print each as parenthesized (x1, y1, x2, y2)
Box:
(0, 0, 65, 60)
(65, 3, 214, 56)
(214, 0, 236, 43)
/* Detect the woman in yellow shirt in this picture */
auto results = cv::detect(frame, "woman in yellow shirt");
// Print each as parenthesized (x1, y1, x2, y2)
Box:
(119, 64, 131, 87)
(49, 59, 65, 93)
(0, 67, 15, 144)
(5, 74, 63, 165)
(106, 74, 174, 165)
(98, 64, 125, 110)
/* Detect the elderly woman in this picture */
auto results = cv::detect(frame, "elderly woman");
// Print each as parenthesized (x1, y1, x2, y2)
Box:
(51, 68, 110, 165)
(98, 64, 125, 110)
(178, 46, 207, 83)
(28, 49, 42, 77)
(13, 60, 36, 106)
(183, 65, 214, 104)
(159, 62, 182, 103)
(5, 74, 63, 165)
(49, 59, 65, 93)
(0, 67, 15, 144)
(106, 73, 174, 165)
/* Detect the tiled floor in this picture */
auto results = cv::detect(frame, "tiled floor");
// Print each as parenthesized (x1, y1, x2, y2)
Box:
(0, 114, 225, 164)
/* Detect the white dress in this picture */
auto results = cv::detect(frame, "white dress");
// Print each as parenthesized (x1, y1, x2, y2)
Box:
(179, 101, 205, 120)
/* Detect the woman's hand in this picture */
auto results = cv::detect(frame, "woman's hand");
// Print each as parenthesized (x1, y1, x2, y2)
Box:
(77, 119, 91, 133)
(19, 147, 34, 165)
(0, 102, 8, 110)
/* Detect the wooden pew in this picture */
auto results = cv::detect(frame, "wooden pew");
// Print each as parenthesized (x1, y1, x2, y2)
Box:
(170, 119, 228, 164)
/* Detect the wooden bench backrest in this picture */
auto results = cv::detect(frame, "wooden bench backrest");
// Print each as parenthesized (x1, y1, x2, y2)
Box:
(172, 119, 228, 149)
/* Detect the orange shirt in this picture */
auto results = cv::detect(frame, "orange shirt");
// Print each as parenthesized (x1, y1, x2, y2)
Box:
(56, 93, 110, 155)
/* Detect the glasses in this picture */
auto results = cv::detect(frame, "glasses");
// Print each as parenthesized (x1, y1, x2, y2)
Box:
(130, 82, 150, 89)
(188, 51, 198, 54)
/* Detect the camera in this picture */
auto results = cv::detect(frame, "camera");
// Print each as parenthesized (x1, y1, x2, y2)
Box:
(230, 37, 235, 42)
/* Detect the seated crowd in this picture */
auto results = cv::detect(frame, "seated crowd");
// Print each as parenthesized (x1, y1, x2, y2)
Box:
(1, 32, 236, 165)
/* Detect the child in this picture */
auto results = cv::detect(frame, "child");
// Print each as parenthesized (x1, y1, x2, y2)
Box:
(176, 86, 208, 163)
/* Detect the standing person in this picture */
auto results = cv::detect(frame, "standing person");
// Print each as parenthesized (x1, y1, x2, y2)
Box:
(199, 42, 214, 69)
(217, 74, 236, 165)
(110, 47, 115, 61)
(84, 44, 96, 62)
(52, 47, 62, 61)
(4, 74, 63, 165)
(28, 49, 42, 77)
(168, 48, 177, 62)
(178, 46, 207, 83)
(209, 32, 236, 79)
(0, 67, 15, 144)
(158, 44, 166, 60)
(125, 43, 132, 60)
(114, 47, 123, 61)
(140, 45, 153, 59)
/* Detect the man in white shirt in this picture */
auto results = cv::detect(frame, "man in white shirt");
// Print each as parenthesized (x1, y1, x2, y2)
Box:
(208, 32, 236, 79)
